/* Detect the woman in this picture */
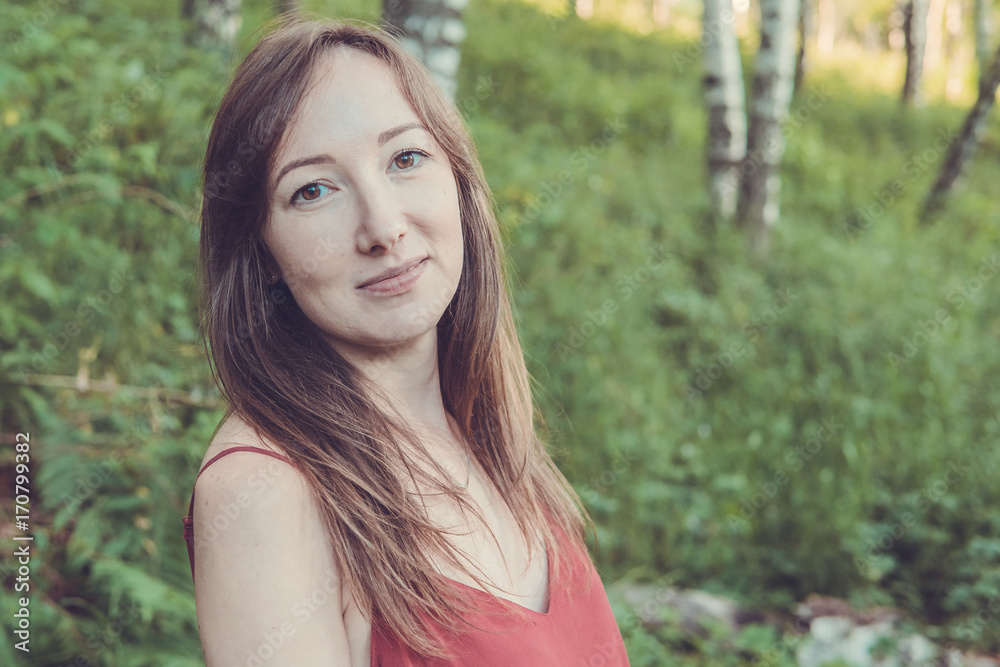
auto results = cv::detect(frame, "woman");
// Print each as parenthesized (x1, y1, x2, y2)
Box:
(182, 18, 630, 666)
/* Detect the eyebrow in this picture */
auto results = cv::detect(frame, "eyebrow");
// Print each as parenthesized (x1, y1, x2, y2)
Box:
(273, 122, 427, 189)
(378, 121, 425, 148)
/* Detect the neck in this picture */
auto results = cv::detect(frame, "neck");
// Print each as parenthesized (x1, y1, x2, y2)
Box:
(335, 330, 452, 436)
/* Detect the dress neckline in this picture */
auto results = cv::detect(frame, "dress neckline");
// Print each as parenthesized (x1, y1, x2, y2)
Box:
(439, 536, 554, 617)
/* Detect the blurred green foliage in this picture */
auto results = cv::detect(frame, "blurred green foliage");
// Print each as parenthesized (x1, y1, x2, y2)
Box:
(1, 0, 999, 664)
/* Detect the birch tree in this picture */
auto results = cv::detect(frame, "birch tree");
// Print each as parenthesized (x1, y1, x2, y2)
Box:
(943, 0, 963, 100)
(923, 44, 1000, 218)
(278, 0, 300, 15)
(737, 0, 800, 253)
(816, 0, 835, 54)
(974, 0, 995, 73)
(653, 0, 672, 27)
(703, 0, 747, 221)
(924, 0, 947, 70)
(902, 0, 929, 106)
(182, 0, 242, 49)
(383, 0, 468, 101)
(794, 0, 813, 94)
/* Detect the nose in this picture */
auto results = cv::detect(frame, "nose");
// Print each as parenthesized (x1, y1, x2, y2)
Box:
(355, 177, 407, 255)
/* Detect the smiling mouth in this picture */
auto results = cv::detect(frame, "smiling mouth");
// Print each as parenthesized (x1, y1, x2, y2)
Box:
(357, 257, 428, 295)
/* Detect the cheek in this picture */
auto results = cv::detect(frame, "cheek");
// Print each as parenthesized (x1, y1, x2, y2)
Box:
(443, 190, 464, 263)
(262, 223, 289, 265)
(429, 201, 463, 271)
(267, 222, 342, 270)
(435, 177, 463, 239)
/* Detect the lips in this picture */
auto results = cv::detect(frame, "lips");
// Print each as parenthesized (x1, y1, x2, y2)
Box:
(358, 257, 427, 293)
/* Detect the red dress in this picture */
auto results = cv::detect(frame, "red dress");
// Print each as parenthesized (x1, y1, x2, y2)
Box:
(184, 447, 630, 666)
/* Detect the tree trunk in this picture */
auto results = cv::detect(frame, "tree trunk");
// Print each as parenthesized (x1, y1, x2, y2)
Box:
(974, 0, 994, 74)
(703, 0, 747, 221)
(737, 0, 800, 253)
(923, 43, 1000, 219)
(924, 0, 947, 69)
(652, 0, 671, 27)
(902, 0, 930, 106)
(575, 0, 595, 19)
(183, 0, 242, 50)
(383, 0, 468, 102)
(943, 0, 963, 100)
(277, 0, 300, 15)
(795, 0, 813, 93)
(816, 0, 835, 54)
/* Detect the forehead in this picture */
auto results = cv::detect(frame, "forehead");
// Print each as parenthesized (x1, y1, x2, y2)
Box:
(275, 48, 418, 164)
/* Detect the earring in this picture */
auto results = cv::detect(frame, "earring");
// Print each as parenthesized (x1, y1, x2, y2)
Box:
(267, 273, 278, 284)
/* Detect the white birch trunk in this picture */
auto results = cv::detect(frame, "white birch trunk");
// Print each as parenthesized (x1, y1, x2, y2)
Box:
(816, 0, 835, 54)
(703, 0, 747, 221)
(653, 0, 671, 27)
(795, 0, 813, 93)
(974, 0, 994, 74)
(943, 0, 963, 100)
(925, 0, 947, 69)
(903, 0, 930, 106)
(924, 43, 1000, 218)
(384, 0, 469, 102)
(737, 0, 800, 253)
(184, 0, 242, 49)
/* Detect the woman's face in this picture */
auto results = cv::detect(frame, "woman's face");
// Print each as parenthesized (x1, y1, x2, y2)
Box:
(264, 48, 464, 363)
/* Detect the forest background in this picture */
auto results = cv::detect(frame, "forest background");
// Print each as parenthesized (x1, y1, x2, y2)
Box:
(1, 0, 999, 664)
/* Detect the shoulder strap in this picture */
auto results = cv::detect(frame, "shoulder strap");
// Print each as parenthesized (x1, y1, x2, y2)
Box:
(183, 446, 295, 579)
(197, 445, 293, 478)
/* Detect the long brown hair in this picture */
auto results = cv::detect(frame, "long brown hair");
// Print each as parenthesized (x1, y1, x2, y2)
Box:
(198, 18, 590, 658)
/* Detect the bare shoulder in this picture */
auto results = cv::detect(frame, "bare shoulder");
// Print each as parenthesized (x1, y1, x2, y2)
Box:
(200, 412, 286, 463)
(194, 413, 306, 530)
(194, 413, 303, 524)
(192, 413, 352, 664)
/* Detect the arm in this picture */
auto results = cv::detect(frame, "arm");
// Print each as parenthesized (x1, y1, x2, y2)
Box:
(192, 449, 352, 665)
